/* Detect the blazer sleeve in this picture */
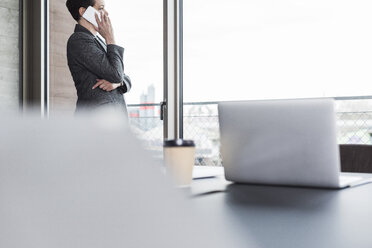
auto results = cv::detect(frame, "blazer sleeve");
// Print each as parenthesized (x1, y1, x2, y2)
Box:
(68, 34, 125, 84)
(118, 74, 132, 94)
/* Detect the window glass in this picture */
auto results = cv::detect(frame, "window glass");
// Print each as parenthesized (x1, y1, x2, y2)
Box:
(184, 0, 372, 102)
(108, 1, 163, 155)
(183, 1, 372, 166)
(108, 0, 163, 105)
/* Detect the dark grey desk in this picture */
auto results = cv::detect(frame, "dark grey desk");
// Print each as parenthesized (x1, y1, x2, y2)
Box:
(189, 168, 372, 248)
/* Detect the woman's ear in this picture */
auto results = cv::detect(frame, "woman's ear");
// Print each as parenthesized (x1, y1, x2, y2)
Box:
(78, 7, 86, 19)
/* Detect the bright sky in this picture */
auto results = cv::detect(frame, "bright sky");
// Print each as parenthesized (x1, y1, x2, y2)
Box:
(108, 0, 372, 104)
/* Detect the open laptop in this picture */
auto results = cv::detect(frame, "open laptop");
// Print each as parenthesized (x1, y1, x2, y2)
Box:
(218, 98, 372, 188)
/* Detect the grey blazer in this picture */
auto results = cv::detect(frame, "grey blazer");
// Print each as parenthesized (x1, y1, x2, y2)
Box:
(67, 24, 131, 113)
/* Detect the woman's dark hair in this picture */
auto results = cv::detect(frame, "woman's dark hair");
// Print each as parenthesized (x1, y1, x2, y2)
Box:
(66, 0, 96, 21)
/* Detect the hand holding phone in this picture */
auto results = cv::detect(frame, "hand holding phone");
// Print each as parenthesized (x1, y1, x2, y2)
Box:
(82, 6, 101, 28)
(93, 9, 116, 45)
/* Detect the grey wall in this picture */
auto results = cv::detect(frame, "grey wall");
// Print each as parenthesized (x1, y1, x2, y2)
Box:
(0, 0, 20, 111)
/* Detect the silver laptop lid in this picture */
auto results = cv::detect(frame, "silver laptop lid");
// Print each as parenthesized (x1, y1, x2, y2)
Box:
(218, 98, 340, 188)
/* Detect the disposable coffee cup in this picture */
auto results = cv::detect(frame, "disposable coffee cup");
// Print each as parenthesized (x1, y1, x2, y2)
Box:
(163, 139, 196, 186)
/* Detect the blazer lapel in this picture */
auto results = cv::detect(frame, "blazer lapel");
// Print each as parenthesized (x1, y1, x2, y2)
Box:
(94, 36, 107, 52)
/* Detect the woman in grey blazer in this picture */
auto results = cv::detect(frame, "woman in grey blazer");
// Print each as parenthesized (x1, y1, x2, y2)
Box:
(66, 0, 131, 114)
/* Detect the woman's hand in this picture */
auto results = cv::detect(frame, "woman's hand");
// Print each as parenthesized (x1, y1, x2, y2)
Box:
(94, 11, 115, 44)
(92, 79, 120, 92)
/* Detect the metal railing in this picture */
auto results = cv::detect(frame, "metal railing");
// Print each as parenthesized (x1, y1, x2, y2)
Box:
(127, 100, 372, 166)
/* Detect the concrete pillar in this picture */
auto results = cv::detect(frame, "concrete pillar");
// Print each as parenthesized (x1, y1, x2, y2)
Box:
(0, 0, 20, 112)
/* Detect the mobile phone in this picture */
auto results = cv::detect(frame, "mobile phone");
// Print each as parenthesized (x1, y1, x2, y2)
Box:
(82, 6, 101, 28)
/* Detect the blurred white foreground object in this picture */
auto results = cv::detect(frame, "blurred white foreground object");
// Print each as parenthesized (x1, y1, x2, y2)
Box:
(0, 112, 250, 248)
